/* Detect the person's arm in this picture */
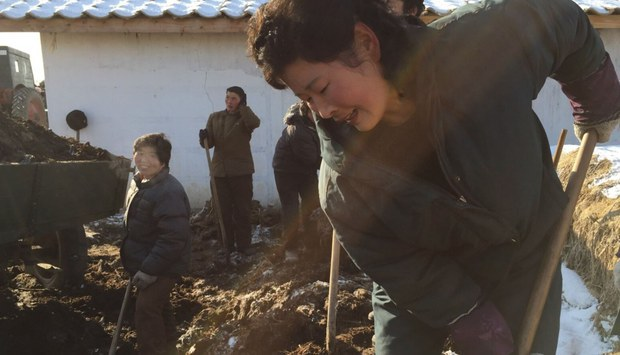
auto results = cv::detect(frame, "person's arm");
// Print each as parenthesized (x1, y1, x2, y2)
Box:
(139, 189, 191, 276)
(238, 105, 261, 132)
(205, 113, 216, 148)
(514, 0, 620, 142)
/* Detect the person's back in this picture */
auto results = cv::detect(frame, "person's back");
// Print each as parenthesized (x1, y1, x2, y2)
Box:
(272, 101, 321, 262)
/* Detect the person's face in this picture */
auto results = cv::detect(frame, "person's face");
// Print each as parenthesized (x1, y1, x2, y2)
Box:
(280, 24, 394, 132)
(225, 92, 242, 113)
(133, 146, 164, 180)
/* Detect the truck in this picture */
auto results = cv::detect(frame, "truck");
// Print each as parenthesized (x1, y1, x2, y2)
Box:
(0, 45, 47, 127)
(0, 158, 131, 288)
(0, 46, 131, 289)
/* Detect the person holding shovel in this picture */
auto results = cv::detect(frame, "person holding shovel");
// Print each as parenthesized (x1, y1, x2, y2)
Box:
(247, 0, 620, 353)
(121, 133, 192, 355)
(198, 86, 261, 256)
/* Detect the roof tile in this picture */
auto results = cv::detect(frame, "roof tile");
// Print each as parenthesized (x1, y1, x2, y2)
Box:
(0, 0, 615, 20)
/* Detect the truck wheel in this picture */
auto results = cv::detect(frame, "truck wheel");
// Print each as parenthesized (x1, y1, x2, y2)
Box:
(11, 86, 48, 128)
(25, 226, 89, 289)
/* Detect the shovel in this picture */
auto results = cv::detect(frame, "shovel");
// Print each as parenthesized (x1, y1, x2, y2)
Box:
(109, 278, 132, 355)
(516, 130, 598, 354)
(326, 230, 340, 354)
(203, 136, 230, 265)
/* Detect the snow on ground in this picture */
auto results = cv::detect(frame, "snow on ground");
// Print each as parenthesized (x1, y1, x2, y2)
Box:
(554, 144, 620, 355)
(559, 264, 613, 355)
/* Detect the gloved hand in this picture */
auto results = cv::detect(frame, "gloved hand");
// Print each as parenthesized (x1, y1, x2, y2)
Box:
(132, 270, 157, 290)
(448, 301, 514, 355)
(198, 128, 208, 148)
(614, 260, 620, 291)
(574, 112, 620, 143)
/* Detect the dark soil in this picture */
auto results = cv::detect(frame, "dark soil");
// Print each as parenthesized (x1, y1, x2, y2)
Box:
(0, 114, 375, 354)
(0, 114, 112, 163)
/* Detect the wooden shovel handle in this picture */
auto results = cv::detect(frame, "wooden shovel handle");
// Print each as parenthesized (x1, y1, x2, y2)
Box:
(203, 137, 229, 264)
(516, 130, 598, 355)
(109, 278, 132, 355)
(326, 230, 340, 354)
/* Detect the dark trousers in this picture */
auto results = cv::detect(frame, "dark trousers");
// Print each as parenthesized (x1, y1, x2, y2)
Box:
(135, 276, 177, 355)
(213, 175, 253, 252)
(372, 263, 562, 354)
(274, 171, 319, 250)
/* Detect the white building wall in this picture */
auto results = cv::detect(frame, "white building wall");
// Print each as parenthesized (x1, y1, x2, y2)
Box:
(533, 29, 620, 146)
(41, 32, 296, 208)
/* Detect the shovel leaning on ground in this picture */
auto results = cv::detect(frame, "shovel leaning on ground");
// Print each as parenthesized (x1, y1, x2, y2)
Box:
(326, 230, 340, 354)
(516, 130, 598, 355)
(203, 136, 230, 265)
(108, 277, 132, 355)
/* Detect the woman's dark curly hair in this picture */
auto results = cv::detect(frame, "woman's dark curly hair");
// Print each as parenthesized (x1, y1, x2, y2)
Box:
(133, 133, 172, 167)
(247, 0, 409, 90)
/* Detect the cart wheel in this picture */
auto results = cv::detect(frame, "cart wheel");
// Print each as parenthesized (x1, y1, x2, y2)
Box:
(25, 226, 89, 289)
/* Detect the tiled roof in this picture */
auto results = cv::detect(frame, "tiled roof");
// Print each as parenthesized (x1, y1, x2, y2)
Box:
(0, 0, 616, 20)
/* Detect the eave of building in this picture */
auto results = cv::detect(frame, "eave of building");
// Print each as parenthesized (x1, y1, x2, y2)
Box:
(0, 13, 617, 34)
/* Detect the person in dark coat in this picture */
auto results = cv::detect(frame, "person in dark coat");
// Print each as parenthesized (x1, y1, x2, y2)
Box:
(247, 0, 620, 354)
(198, 86, 261, 255)
(272, 101, 321, 261)
(121, 133, 191, 355)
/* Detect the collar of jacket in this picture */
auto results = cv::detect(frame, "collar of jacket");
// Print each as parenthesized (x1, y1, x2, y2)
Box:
(133, 167, 170, 188)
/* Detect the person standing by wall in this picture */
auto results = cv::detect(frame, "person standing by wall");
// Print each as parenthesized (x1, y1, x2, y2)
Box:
(121, 133, 192, 354)
(198, 86, 261, 256)
(272, 101, 322, 262)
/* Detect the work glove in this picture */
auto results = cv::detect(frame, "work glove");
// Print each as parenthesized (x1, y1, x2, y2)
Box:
(448, 301, 514, 355)
(198, 128, 208, 148)
(574, 111, 620, 143)
(132, 270, 157, 290)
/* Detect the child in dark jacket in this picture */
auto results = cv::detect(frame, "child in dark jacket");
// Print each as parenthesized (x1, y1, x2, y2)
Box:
(247, 0, 620, 353)
(121, 133, 191, 355)
(272, 101, 322, 261)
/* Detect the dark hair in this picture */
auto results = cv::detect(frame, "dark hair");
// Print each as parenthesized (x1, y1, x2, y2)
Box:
(133, 133, 172, 167)
(247, 0, 409, 90)
(403, 0, 425, 16)
(227, 86, 247, 106)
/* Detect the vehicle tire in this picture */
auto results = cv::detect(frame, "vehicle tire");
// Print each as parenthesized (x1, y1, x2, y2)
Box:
(11, 86, 48, 128)
(25, 226, 89, 289)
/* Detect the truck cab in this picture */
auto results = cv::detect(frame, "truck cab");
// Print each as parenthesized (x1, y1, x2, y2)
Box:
(0, 45, 47, 127)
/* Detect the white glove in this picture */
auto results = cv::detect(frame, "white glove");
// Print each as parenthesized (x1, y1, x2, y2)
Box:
(574, 112, 620, 143)
(614, 261, 620, 291)
(132, 270, 158, 290)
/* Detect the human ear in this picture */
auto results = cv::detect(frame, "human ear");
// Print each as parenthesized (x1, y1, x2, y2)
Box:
(352, 22, 381, 63)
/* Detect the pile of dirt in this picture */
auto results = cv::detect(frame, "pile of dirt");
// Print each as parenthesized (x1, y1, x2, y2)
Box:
(0, 206, 374, 355)
(0, 112, 375, 354)
(0, 114, 112, 163)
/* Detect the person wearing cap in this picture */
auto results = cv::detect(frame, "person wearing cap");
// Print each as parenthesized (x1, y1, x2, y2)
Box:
(198, 86, 261, 255)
